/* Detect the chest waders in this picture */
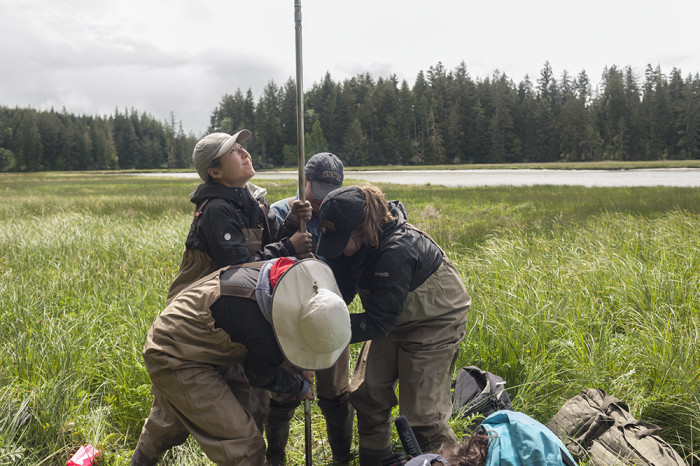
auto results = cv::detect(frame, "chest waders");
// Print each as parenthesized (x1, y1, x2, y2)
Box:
(139, 263, 272, 465)
(352, 222, 471, 458)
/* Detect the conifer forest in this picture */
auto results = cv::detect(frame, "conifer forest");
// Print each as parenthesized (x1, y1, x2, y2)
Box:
(1, 61, 699, 172)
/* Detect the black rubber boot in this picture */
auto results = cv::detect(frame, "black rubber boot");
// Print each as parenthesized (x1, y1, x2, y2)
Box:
(129, 447, 160, 466)
(320, 401, 354, 464)
(358, 446, 393, 466)
(264, 406, 296, 466)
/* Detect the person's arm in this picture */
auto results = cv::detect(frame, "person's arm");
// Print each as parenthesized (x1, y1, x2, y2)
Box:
(241, 319, 310, 396)
(254, 232, 310, 261)
(258, 198, 312, 258)
(326, 255, 359, 305)
(269, 198, 292, 224)
(199, 200, 255, 267)
(272, 199, 313, 245)
(349, 246, 416, 343)
(210, 297, 309, 397)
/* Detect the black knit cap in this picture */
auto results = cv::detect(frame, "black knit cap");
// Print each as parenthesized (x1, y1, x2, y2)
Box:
(316, 186, 366, 258)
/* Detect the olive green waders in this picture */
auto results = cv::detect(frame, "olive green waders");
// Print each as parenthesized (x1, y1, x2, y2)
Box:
(350, 259, 470, 463)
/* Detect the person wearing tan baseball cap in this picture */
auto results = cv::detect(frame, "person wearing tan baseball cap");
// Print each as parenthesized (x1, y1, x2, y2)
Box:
(157, 130, 314, 464)
(166, 129, 313, 304)
(192, 129, 253, 183)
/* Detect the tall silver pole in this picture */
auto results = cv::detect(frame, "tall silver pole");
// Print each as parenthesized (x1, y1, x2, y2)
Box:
(295, 3, 312, 465)
(295, 0, 306, 234)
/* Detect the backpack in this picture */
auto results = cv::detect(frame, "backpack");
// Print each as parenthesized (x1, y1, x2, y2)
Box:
(546, 388, 687, 466)
(452, 366, 513, 427)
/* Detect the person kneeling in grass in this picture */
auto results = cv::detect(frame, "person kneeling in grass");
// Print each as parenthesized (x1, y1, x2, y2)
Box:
(131, 258, 351, 466)
(160, 130, 314, 462)
(405, 410, 576, 466)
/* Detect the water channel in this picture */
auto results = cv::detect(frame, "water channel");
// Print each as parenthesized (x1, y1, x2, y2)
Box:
(138, 168, 700, 188)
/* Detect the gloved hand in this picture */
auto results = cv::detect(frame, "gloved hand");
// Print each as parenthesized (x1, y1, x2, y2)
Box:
(290, 200, 312, 223)
(290, 231, 312, 254)
(299, 371, 315, 401)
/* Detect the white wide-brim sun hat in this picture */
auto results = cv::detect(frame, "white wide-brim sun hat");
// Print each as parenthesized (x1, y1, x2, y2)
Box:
(271, 259, 351, 370)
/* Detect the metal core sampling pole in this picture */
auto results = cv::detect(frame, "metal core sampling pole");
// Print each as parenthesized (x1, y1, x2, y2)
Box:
(294, 2, 312, 465)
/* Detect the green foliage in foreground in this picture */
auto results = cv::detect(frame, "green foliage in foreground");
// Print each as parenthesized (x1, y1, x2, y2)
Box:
(0, 173, 698, 464)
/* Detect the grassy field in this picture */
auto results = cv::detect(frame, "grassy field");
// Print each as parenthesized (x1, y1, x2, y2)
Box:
(0, 172, 698, 464)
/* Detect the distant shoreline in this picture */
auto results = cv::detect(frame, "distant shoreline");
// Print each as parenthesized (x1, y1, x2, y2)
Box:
(132, 167, 700, 188)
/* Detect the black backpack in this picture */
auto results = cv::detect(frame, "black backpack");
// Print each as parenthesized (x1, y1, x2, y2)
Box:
(452, 366, 513, 427)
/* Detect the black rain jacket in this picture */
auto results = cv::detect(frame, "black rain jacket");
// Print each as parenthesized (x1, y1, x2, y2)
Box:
(184, 182, 299, 268)
(330, 200, 443, 343)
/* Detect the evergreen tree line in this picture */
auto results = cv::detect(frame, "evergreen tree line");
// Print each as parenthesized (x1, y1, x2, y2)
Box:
(1, 61, 699, 173)
(0, 107, 197, 172)
(211, 61, 700, 167)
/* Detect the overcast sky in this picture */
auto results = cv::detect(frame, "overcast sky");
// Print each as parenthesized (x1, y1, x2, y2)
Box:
(1, 0, 698, 137)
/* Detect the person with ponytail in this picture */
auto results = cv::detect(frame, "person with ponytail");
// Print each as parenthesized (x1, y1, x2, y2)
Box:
(317, 185, 472, 465)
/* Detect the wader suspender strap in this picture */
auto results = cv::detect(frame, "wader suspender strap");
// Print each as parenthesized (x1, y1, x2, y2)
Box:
(194, 198, 210, 221)
(258, 201, 272, 237)
(219, 261, 267, 300)
(561, 449, 576, 466)
(404, 222, 446, 257)
(188, 198, 210, 239)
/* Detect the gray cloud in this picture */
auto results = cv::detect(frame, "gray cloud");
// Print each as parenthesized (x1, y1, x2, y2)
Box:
(2, 0, 699, 137)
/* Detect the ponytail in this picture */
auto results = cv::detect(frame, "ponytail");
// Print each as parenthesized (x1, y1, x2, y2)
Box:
(355, 185, 395, 248)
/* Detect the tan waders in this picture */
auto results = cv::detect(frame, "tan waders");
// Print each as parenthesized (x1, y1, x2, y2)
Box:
(350, 259, 470, 464)
(133, 271, 268, 465)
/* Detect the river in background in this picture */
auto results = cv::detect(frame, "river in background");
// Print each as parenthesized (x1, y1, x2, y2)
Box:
(136, 168, 700, 188)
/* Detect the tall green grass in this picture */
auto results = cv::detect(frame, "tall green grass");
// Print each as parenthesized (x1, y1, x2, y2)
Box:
(0, 173, 698, 464)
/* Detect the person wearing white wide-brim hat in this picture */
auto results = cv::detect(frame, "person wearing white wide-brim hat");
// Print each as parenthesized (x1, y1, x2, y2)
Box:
(131, 258, 350, 466)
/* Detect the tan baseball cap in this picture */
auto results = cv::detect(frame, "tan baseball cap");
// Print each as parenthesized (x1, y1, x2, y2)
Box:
(192, 129, 251, 181)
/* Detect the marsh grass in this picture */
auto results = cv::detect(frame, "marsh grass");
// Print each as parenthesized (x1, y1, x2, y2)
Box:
(0, 173, 698, 464)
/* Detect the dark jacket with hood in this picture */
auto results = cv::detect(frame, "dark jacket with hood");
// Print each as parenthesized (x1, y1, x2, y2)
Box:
(330, 200, 444, 343)
(185, 181, 299, 267)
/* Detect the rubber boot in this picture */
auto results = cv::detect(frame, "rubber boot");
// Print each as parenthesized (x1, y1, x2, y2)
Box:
(129, 447, 160, 466)
(264, 406, 296, 466)
(358, 446, 393, 466)
(321, 401, 354, 464)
